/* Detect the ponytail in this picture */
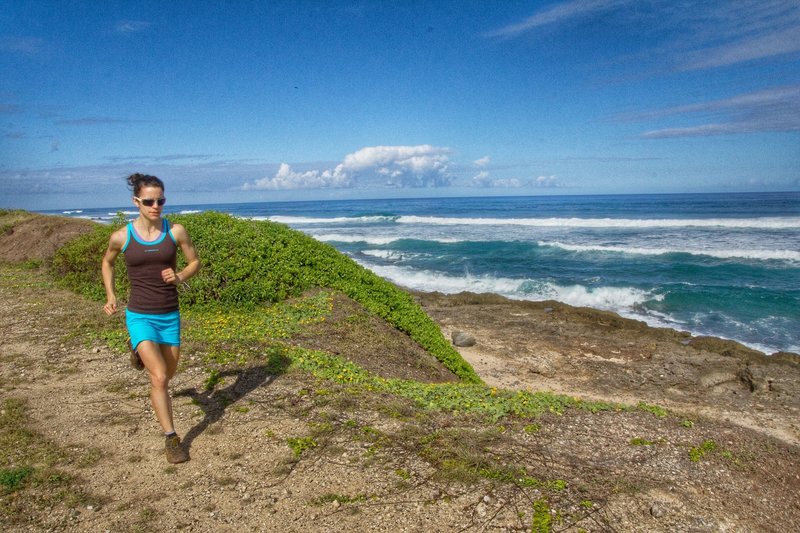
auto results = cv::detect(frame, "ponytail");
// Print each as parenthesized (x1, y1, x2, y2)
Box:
(127, 173, 164, 196)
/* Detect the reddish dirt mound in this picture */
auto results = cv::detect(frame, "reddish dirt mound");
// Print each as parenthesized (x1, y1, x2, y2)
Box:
(0, 211, 95, 263)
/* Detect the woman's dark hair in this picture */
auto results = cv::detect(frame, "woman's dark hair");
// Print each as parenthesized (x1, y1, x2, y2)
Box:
(127, 173, 165, 196)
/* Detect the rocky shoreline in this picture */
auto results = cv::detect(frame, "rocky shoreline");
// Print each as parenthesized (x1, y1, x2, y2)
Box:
(416, 290, 800, 447)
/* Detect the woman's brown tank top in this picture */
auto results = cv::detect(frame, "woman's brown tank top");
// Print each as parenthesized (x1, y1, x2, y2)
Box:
(122, 219, 179, 314)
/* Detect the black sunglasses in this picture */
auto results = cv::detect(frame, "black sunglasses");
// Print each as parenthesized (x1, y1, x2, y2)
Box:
(135, 196, 166, 207)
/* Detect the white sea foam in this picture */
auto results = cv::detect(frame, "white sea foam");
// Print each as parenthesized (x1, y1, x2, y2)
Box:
(269, 215, 398, 224)
(180, 209, 201, 214)
(361, 261, 795, 354)
(359, 262, 660, 311)
(545, 284, 662, 309)
(361, 249, 423, 261)
(364, 263, 526, 296)
(312, 234, 402, 245)
(312, 233, 462, 245)
(362, 249, 397, 260)
(541, 241, 800, 262)
(62, 210, 83, 214)
(397, 215, 800, 229)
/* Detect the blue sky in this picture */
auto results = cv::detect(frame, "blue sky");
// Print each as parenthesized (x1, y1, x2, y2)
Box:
(2, 0, 799, 210)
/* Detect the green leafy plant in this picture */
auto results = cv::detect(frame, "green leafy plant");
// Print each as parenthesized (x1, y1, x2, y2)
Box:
(287, 436, 317, 458)
(531, 498, 552, 533)
(0, 466, 33, 493)
(637, 401, 668, 418)
(203, 369, 224, 391)
(689, 439, 717, 462)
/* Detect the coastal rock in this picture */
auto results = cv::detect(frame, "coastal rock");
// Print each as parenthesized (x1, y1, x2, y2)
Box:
(738, 366, 767, 393)
(650, 502, 668, 518)
(698, 371, 738, 389)
(451, 331, 476, 347)
(526, 352, 557, 378)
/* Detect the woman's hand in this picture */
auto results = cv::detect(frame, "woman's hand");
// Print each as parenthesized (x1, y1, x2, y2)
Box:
(162, 268, 182, 286)
(103, 297, 117, 315)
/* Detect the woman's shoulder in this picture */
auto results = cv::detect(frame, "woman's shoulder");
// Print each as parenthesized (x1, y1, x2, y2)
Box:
(168, 220, 185, 233)
(107, 224, 129, 250)
(167, 221, 190, 240)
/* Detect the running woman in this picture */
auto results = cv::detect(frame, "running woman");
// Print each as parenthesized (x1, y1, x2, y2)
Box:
(102, 173, 201, 463)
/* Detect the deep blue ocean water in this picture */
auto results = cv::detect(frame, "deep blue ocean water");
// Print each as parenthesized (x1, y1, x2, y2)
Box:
(47, 192, 800, 355)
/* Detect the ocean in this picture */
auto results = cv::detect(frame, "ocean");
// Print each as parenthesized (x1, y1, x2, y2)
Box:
(48, 192, 800, 355)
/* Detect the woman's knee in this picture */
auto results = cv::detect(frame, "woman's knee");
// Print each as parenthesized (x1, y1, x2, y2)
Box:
(149, 370, 170, 389)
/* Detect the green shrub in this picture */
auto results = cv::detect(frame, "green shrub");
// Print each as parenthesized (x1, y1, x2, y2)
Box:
(50, 221, 128, 302)
(174, 212, 479, 382)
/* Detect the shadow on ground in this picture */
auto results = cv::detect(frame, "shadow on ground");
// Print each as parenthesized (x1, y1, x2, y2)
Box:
(176, 347, 292, 453)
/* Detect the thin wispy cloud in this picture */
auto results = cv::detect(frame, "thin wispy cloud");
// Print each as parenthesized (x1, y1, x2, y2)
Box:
(104, 154, 219, 163)
(679, 24, 800, 71)
(636, 85, 800, 138)
(483, 0, 631, 38)
(55, 117, 149, 126)
(115, 21, 153, 34)
(485, 0, 800, 72)
(0, 36, 44, 55)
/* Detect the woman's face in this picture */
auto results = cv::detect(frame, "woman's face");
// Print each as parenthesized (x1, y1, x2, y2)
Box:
(133, 185, 165, 221)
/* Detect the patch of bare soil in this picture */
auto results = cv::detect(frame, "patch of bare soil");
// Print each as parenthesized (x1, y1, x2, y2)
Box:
(1, 213, 799, 532)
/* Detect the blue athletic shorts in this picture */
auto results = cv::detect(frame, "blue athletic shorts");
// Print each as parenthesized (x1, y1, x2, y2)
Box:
(126, 309, 181, 350)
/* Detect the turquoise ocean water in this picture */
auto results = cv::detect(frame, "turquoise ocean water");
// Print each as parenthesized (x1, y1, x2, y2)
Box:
(49, 192, 800, 355)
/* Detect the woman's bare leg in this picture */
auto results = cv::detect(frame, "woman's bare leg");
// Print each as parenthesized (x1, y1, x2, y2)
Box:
(137, 341, 180, 434)
(161, 344, 181, 425)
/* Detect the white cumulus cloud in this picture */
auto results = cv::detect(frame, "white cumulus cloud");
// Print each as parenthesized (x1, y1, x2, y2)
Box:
(473, 156, 491, 167)
(242, 163, 352, 190)
(533, 175, 562, 188)
(471, 171, 522, 188)
(342, 145, 452, 187)
(243, 145, 453, 191)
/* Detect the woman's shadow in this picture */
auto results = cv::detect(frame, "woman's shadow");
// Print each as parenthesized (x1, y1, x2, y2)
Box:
(175, 347, 291, 454)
